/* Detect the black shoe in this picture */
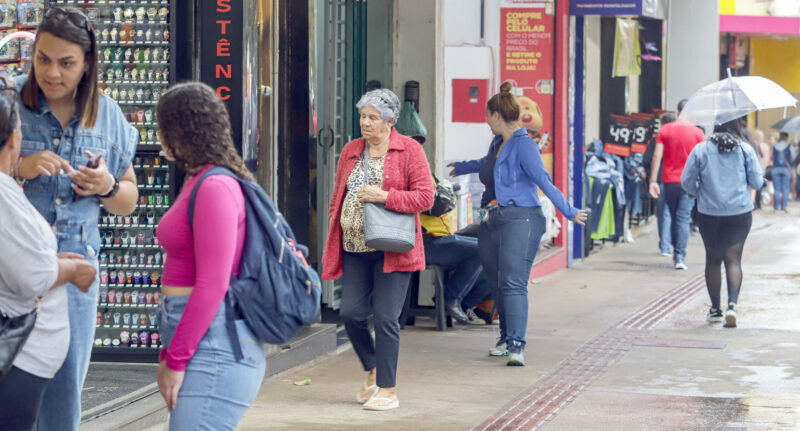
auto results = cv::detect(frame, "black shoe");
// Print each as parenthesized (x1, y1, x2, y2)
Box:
(445, 303, 469, 323)
(706, 308, 723, 323)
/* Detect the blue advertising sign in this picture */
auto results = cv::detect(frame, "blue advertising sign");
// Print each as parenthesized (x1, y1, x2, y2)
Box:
(570, 1, 641, 16)
(570, 0, 665, 18)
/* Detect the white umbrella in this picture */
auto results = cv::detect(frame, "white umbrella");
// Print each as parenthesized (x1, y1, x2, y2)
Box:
(678, 74, 797, 127)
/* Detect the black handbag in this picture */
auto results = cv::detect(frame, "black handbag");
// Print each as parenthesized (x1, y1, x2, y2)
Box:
(422, 175, 456, 217)
(361, 146, 416, 253)
(764, 165, 773, 182)
(0, 300, 39, 382)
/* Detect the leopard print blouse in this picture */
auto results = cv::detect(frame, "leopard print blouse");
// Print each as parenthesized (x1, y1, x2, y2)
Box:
(340, 155, 385, 253)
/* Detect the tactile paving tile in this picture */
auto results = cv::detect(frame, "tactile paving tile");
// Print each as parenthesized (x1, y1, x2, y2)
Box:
(474, 274, 706, 431)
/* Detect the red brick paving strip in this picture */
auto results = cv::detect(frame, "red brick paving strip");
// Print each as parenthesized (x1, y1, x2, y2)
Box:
(473, 274, 706, 431)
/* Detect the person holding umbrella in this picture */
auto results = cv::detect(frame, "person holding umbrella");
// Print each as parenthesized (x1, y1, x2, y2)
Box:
(681, 119, 763, 327)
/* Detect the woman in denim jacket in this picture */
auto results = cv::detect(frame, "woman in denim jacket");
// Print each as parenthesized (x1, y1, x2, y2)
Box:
(450, 83, 588, 366)
(3, 7, 138, 430)
(681, 119, 763, 328)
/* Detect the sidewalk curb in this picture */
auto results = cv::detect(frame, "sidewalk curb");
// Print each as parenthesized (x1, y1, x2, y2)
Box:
(80, 323, 338, 430)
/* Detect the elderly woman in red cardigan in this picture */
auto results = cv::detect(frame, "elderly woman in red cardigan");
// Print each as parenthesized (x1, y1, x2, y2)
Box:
(322, 88, 434, 411)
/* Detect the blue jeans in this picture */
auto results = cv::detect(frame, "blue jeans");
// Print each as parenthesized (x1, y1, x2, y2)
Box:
(462, 271, 492, 310)
(35, 276, 98, 431)
(157, 295, 266, 430)
(478, 205, 546, 347)
(772, 166, 792, 210)
(423, 234, 483, 304)
(656, 189, 673, 254)
(663, 183, 694, 260)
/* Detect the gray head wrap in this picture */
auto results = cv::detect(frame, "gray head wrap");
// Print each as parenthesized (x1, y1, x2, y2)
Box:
(356, 89, 401, 123)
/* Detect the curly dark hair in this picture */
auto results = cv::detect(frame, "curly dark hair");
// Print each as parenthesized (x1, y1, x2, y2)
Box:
(156, 82, 254, 181)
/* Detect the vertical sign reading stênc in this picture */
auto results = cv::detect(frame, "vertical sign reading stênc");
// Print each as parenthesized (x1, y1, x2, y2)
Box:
(200, 0, 244, 151)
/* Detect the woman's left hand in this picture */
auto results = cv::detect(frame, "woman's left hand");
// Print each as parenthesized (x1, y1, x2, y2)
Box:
(358, 185, 389, 203)
(68, 151, 114, 197)
(157, 360, 185, 411)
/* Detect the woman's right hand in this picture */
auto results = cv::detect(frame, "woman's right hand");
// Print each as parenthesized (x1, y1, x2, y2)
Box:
(70, 260, 97, 293)
(447, 162, 457, 177)
(17, 150, 72, 180)
(572, 209, 589, 226)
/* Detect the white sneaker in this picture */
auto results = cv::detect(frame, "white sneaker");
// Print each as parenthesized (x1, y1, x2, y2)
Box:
(489, 341, 508, 356)
(724, 305, 738, 328)
(465, 307, 485, 325)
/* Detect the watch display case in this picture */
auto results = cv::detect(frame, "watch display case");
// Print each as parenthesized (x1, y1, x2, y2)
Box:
(48, 0, 176, 361)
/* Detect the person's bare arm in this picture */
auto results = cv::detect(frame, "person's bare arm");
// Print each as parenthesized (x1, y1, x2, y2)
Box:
(648, 143, 664, 198)
(51, 253, 97, 292)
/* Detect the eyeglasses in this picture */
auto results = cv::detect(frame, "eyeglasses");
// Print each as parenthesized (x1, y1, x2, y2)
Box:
(44, 6, 91, 31)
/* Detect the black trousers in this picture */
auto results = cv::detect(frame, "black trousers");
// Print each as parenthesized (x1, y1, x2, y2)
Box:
(339, 251, 411, 388)
(0, 366, 51, 431)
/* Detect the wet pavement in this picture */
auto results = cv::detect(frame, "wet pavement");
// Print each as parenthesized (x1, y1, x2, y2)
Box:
(131, 205, 800, 431)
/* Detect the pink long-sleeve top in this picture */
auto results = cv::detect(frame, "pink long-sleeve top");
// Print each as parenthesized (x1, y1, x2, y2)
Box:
(156, 165, 246, 371)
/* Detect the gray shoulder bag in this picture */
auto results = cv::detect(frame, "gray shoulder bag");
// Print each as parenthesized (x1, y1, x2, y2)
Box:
(361, 145, 416, 253)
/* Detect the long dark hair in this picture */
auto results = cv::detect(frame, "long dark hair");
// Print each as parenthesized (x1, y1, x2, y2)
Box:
(156, 82, 254, 181)
(21, 6, 99, 129)
(0, 91, 19, 151)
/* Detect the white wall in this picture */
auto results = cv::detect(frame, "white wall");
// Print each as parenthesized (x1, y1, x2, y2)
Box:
(666, 0, 719, 111)
(444, 0, 483, 45)
(584, 15, 601, 142)
(393, 0, 440, 165)
(443, 46, 495, 163)
(440, 0, 495, 171)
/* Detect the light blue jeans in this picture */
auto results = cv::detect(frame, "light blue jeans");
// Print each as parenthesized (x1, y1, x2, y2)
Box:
(656, 189, 673, 254)
(772, 166, 792, 211)
(663, 183, 695, 260)
(158, 295, 266, 430)
(35, 248, 99, 431)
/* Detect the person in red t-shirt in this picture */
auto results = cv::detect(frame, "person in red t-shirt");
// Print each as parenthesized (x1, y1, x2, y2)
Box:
(649, 99, 705, 270)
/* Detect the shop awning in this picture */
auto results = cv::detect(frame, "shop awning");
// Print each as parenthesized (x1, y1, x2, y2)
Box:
(720, 14, 800, 36)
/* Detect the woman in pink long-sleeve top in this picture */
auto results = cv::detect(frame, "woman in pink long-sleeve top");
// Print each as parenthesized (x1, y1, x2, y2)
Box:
(322, 88, 434, 411)
(154, 82, 265, 430)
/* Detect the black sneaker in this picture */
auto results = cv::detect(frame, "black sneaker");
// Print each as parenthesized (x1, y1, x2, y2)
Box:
(724, 304, 737, 328)
(706, 308, 723, 323)
(507, 340, 525, 366)
(471, 306, 495, 325)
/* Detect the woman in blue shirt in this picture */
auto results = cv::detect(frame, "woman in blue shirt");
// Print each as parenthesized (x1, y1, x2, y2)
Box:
(681, 119, 762, 328)
(5, 7, 139, 430)
(450, 82, 587, 366)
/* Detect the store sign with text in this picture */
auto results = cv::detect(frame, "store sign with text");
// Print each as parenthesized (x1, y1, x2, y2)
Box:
(570, 0, 666, 18)
(499, 0, 555, 175)
(200, 0, 244, 150)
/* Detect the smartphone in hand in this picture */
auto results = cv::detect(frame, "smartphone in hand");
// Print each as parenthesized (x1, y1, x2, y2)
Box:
(72, 154, 104, 201)
(85, 153, 102, 169)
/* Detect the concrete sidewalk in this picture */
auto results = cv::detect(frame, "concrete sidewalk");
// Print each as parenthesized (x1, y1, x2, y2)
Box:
(133, 207, 800, 430)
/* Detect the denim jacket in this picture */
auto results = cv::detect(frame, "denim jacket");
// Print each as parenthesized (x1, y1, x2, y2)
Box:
(7, 75, 138, 259)
(681, 140, 763, 217)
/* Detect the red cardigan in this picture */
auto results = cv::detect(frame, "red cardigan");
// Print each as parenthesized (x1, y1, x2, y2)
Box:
(322, 129, 434, 280)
